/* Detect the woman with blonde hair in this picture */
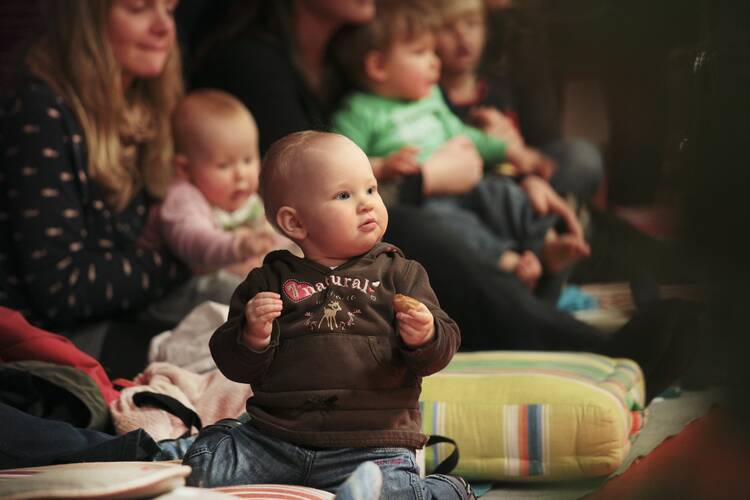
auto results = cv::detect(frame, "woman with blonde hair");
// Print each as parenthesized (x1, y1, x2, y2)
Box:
(0, 0, 203, 358)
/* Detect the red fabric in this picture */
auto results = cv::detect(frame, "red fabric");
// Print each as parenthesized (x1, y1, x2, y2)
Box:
(587, 405, 750, 500)
(0, 307, 120, 404)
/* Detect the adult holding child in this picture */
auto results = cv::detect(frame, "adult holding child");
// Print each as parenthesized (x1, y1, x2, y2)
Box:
(190, 0, 580, 237)
(434, 0, 604, 204)
(188, 0, 698, 402)
(329, 0, 590, 290)
(0, 0, 231, 357)
(191, 0, 588, 327)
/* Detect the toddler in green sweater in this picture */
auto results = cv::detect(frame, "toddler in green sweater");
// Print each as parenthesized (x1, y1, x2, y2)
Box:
(331, 0, 589, 289)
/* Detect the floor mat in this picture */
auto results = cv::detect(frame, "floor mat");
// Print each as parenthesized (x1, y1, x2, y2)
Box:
(568, 282, 705, 333)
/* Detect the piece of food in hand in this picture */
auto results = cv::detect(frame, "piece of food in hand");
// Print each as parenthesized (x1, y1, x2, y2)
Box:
(495, 162, 518, 177)
(393, 293, 422, 313)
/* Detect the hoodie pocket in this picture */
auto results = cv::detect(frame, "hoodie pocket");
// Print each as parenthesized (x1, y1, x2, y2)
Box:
(261, 333, 406, 392)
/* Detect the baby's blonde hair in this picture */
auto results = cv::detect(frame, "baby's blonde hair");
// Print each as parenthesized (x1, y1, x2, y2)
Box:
(333, 0, 441, 88)
(260, 131, 344, 232)
(172, 89, 256, 157)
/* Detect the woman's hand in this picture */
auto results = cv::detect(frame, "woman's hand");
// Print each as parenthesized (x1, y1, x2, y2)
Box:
(520, 175, 583, 238)
(242, 291, 282, 350)
(422, 135, 483, 196)
(470, 106, 524, 149)
(506, 145, 556, 180)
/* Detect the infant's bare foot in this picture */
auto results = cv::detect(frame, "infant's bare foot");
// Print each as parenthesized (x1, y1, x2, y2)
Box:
(515, 250, 542, 290)
(542, 234, 590, 274)
(499, 250, 541, 289)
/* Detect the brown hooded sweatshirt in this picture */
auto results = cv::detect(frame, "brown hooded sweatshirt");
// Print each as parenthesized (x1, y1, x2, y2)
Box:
(210, 242, 460, 449)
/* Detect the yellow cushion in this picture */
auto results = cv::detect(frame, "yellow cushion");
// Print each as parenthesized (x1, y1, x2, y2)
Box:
(420, 351, 646, 481)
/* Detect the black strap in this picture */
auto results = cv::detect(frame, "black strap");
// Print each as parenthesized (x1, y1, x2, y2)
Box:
(426, 434, 460, 475)
(132, 391, 203, 438)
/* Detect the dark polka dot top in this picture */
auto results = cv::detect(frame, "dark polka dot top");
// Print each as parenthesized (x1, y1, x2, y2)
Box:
(0, 79, 187, 330)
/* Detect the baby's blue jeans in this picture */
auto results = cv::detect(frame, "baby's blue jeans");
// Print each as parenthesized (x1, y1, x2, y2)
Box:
(183, 418, 471, 498)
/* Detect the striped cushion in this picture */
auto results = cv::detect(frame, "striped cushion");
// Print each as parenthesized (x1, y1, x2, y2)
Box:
(420, 351, 646, 481)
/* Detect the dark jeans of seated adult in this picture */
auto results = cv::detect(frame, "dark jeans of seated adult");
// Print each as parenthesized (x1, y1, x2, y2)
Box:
(384, 205, 703, 403)
(0, 402, 160, 469)
(384, 205, 607, 352)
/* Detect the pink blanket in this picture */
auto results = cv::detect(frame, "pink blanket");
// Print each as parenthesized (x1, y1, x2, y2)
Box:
(111, 362, 252, 440)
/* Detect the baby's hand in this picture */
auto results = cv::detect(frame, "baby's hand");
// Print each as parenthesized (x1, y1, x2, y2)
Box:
(234, 227, 275, 260)
(243, 291, 282, 350)
(225, 255, 264, 277)
(394, 294, 435, 347)
(470, 106, 524, 149)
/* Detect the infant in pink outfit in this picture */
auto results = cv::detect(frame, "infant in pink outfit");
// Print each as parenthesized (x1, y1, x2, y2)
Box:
(156, 89, 288, 276)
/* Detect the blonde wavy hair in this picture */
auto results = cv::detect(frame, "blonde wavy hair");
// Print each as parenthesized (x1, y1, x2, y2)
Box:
(25, 0, 183, 211)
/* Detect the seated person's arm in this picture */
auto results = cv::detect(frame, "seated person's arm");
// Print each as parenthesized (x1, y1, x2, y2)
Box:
(334, 102, 480, 202)
(461, 113, 555, 180)
(504, 145, 556, 180)
(468, 105, 524, 149)
(159, 184, 243, 271)
(371, 138, 485, 203)
(421, 135, 483, 196)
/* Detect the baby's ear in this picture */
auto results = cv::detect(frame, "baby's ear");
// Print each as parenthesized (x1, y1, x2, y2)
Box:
(173, 153, 191, 180)
(364, 50, 388, 83)
(276, 206, 306, 241)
